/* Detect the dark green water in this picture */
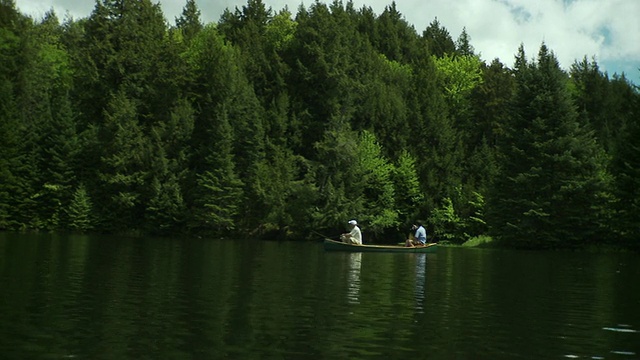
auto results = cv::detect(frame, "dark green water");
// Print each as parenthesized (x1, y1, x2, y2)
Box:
(1, 232, 639, 359)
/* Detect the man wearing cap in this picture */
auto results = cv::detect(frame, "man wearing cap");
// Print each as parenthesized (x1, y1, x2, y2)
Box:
(340, 219, 362, 245)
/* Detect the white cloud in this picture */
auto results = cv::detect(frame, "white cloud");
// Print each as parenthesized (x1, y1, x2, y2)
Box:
(13, 0, 640, 83)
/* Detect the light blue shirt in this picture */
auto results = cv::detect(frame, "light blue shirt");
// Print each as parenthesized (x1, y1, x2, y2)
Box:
(415, 226, 427, 244)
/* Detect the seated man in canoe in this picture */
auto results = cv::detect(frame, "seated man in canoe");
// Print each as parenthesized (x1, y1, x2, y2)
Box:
(405, 221, 427, 247)
(340, 219, 362, 245)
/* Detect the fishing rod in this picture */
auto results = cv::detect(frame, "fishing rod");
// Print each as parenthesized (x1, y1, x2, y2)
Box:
(312, 230, 340, 240)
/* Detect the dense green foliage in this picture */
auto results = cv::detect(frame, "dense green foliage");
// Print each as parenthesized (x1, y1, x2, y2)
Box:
(1, 0, 638, 249)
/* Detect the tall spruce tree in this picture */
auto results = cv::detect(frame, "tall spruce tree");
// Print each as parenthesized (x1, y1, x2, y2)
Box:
(287, 1, 368, 159)
(391, 150, 424, 230)
(455, 27, 474, 56)
(67, 184, 94, 232)
(408, 41, 462, 216)
(218, 0, 272, 101)
(312, 118, 362, 230)
(488, 44, 613, 248)
(357, 51, 413, 159)
(10, 12, 72, 229)
(423, 18, 455, 58)
(373, 2, 418, 63)
(144, 99, 193, 234)
(570, 57, 614, 149)
(175, 0, 202, 43)
(29, 11, 79, 229)
(467, 59, 515, 199)
(0, 0, 25, 228)
(184, 24, 246, 234)
(97, 88, 149, 232)
(610, 77, 640, 248)
(355, 130, 398, 238)
(190, 108, 244, 235)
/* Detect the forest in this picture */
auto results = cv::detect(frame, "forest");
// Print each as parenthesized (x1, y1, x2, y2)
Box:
(1, 0, 638, 249)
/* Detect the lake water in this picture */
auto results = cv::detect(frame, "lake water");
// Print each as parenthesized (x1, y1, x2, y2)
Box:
(0, 232, 639, 359)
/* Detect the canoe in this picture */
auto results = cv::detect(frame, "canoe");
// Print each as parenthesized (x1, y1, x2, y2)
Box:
(323, 239, 438, 253)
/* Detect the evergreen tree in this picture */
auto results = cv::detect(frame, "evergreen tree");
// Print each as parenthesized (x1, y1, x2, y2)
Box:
(287, 1, 369, 159)
(0, 0, 25, 228)
(423, 18, 455, 58)
(97, 88, 149, 231)
(217, 0, 272, 101)
(373, 2, 419, 63)
(175, 0, 202, 43)
(66, 184, 94, 232)
(358, 54, 412, 158)
(79, 0, 171, 128)
(610, 79, 640, 248)
(30, 11, 79, 229)
(455, 27, 474, 56)
(470, 59, 515, 148)
(488, 44, 614, 248)
(191, 109, 244, 234)
(184, 24, 247, 233)
(408, 42, 462, 215)
(391, 150, 424, 230)
(250, 141, 302, 236)
(467, 59, 514, 208)
(144, 99, 193, 234)
(356, 131, 398, 237)
(570, 57, 617, 151)
(5, 12, 77, 229)
(312, 117, 362, 229)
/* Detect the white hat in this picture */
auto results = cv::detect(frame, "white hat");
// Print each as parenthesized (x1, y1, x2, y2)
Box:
(348, 220, 357, 225)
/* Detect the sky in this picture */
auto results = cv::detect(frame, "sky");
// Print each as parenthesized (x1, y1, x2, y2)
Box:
(14, 0, 640, 85)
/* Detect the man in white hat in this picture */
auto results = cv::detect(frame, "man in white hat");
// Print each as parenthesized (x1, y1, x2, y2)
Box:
(340, 219, 362, 245)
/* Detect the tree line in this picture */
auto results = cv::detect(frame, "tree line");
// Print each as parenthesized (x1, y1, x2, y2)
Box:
(1, 0, 638, 249)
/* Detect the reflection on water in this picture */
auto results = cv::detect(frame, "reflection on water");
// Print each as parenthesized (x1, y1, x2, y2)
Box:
(346, 253, 361, 304)
(603, 325, 638, 333)
(413, 253, 426, 312)
(1, 233, 639, 359)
